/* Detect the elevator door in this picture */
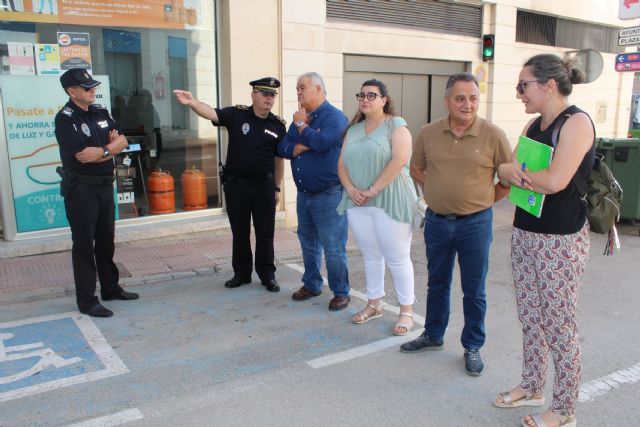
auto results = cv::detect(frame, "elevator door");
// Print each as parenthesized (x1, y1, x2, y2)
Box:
(344, 72, 424, 139)
(344, 55, 467, 143)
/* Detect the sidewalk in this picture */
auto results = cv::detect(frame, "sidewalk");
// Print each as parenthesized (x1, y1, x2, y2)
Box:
(0, 201, 517, 304)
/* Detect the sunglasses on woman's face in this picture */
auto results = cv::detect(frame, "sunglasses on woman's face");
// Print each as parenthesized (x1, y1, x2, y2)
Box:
(356, 92, 382, 101)
(515, 80, 538, 95)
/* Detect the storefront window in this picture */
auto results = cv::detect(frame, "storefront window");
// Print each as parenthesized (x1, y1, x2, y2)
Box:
(0, 0, 220, 234)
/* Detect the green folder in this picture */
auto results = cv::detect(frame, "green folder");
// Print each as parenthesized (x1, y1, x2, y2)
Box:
(508, 135, 554, 218)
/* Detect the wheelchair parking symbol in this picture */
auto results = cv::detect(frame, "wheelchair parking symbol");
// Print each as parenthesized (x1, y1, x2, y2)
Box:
(0, 312, 128, 403)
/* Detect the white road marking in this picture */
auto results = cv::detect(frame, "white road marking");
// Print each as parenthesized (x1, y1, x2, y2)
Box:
(285, 263, 426, 369)
(0, 312, 129, 403)
(286, 264, 640, 404)
(579, 363, 640, 402)
(307, 330, 423, 369)
(65, 408, 143, 427)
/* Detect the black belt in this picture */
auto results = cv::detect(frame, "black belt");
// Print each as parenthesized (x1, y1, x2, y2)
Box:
(304, 183, 342, 195)
(75, 174, 114, 185)
(226, 173, 273, 184)
(429, 208, 486, 220)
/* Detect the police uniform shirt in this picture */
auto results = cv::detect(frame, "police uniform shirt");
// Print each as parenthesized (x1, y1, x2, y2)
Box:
(55, 100, 118, 176)
(213, 105, 285, 179)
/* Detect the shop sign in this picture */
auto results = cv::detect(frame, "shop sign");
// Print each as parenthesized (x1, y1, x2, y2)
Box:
(58, 32, 91, 71)
(0, 75, 111, 232)
(35, 44, 61, 75)
(7, 42, 36, 76)
(0, 0, 201, 30)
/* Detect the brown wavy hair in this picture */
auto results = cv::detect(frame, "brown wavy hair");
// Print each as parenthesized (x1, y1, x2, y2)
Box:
(524, 54, 586, 96)
(349, 79, 397, 126)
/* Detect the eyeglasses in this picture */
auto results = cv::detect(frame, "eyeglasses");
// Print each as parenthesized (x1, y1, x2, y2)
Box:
(356, 92, 382, 101)
(254, 90, 277, 98)
(515, 80, 539, 95)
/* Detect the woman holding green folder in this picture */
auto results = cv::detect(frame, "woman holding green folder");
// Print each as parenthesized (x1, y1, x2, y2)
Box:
(495, 54, 596, 427)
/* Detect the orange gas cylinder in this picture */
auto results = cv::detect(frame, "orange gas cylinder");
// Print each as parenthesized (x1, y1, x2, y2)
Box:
(147, 169, 175, 214)
(181, 166, 207, 210)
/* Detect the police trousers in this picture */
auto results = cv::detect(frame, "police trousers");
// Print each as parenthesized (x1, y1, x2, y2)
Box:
(64, 181, 122, 310)
(223, 177, 276, 280)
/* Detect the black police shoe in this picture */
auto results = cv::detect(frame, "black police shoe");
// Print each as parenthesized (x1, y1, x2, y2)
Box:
(464, 349, 484, 376)
(102, 290, 140, 301)
(224, 275, 252, 288)
(400, 333, 444, 353)
(80, 303, 113, 318)
(261, 278, 280, 293)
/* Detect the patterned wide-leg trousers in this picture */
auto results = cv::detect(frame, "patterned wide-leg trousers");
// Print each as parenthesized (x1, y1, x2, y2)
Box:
(511, 223, 590, 416)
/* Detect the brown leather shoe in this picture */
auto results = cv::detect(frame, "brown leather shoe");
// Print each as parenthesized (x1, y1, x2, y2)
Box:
(329, 295, 350, 311)
(292, 286, 322, 301)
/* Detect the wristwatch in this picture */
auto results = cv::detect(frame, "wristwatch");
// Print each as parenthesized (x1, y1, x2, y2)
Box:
(295, 120, 306, 128)
(102, 148, 111, 158)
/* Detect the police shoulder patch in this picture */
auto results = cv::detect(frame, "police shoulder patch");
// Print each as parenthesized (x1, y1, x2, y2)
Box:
(274, 114, 286, 126)
(235, 104, 249, 110)
(62, 106, 74, 117)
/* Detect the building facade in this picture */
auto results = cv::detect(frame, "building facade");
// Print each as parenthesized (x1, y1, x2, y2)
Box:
(0, 0, 634, 244)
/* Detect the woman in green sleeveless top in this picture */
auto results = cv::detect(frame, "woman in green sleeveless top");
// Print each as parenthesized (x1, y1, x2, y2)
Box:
(337, 79, 417, 336)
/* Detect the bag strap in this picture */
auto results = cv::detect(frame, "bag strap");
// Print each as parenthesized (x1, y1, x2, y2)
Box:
(550, 112, 589, 197)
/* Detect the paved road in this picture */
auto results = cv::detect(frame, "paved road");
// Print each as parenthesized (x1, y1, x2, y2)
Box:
(1, 225, 638, 426)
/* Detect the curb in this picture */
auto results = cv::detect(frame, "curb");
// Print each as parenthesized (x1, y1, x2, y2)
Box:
(0, 243, 409, 306)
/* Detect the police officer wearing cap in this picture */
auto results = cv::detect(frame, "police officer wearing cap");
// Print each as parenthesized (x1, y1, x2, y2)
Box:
(174, 77, 285, 292)
(55, 68, 139, 318)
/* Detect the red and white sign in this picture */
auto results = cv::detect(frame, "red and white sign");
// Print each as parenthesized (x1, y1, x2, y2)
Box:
(620, 0, 640, 20)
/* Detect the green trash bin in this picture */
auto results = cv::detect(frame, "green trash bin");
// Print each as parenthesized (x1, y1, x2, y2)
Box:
(595, 138, 616, 170)
(596, 138, 640, 221)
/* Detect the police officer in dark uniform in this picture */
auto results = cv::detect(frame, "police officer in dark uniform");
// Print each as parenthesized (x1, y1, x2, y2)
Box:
(55, 68, 139, 318)
(174, 77, 285, 292)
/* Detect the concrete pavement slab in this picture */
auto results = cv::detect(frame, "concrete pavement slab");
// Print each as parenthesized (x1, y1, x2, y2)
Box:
(0, 200, 639, 426)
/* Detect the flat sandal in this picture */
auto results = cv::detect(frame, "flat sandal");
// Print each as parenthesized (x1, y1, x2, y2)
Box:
(494, 390, 545, 408)
(392, 312, 414, 336)
(352, 303, 383, 324)
(522, 413, 577, 427)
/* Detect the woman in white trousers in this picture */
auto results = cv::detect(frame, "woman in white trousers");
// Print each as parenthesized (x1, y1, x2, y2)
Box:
(337, 79, 417, 335)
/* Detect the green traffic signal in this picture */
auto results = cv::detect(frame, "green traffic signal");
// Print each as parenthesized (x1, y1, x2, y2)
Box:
(482, 34, 495, 61)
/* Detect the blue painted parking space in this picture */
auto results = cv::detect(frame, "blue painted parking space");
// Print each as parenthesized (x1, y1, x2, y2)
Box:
(0, 313, 127, 403)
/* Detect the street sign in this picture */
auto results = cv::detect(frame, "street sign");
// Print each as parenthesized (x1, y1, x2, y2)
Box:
(619, 26, 640, 45)
(619, 36, 640, 45)
(615, 53, 640, 71)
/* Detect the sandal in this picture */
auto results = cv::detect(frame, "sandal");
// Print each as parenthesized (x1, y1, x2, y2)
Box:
(352, 303, 383, 324)
(493, 389, 545, 408)
(392, 312, 413, 336)
(521, 412, 576, 427)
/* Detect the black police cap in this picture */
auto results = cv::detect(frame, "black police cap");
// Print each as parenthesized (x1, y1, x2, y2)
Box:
(60, 68, 101, 90)
(250, 77, 280, 94)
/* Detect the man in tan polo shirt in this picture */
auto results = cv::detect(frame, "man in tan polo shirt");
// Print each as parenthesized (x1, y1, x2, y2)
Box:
(400, 72, 511, 376)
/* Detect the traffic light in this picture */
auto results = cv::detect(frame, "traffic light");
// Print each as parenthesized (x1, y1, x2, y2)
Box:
(482, 34, 495, 62)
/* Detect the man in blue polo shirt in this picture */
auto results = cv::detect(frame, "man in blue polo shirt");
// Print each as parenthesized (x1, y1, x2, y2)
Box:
(277, 72, 350, 311)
